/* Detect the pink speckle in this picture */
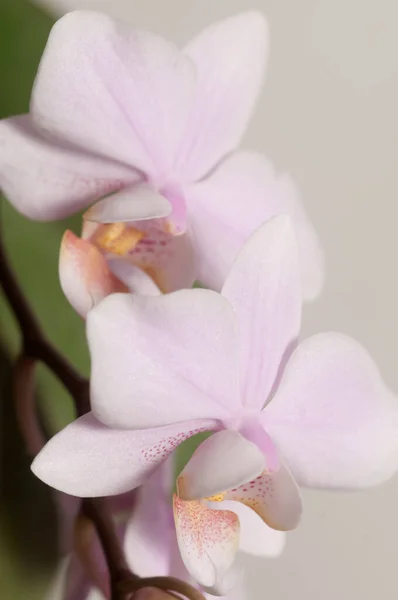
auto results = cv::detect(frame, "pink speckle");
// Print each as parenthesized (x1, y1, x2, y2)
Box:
(140, 427, 206, 463)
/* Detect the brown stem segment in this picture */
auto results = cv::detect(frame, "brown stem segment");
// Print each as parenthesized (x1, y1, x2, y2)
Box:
(118, 576, 206, 600)
(13, 355, 45, 456)
(74, 512, 109, 596)
(0, 231, 42, 341)
(83, 498, 131, 594)
(0, 227, 205, 600)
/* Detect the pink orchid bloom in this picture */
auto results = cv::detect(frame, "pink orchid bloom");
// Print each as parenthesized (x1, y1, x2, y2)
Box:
(126, 460, 283, 600)
(0, 10, 323, 299)
(32, 216, 398, 594)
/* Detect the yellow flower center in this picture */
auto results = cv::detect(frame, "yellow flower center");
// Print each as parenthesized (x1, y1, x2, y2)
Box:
(91, 222, 144, 256)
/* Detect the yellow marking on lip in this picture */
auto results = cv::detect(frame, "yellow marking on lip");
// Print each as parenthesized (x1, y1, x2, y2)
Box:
(91, 222, 144, 256)
(206, 493, 225, 503)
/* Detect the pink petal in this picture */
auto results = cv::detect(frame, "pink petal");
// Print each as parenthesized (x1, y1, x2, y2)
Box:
(31, 412, 217, 497)
(0, 115, 137, 220)
(265, 333, 398, 488)
(173, 495, 240, 595)
(210, 501, 286, 558)
(59, 231, 127, 318)
(87, 291, 240, 429)
(31, 11, 195, 178)
(186, 150, 323, 299)
(124, 462, 174, 578)
(222, 216, 301, 409)
(86, 218, 195, 293)
(223, 463, 302, 531)
(84, 185, 172, 224)
(177, 431, 265, 501)
(175, 13, 268, 181)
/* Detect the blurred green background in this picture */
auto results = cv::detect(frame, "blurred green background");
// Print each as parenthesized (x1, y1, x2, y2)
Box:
(0, 1, 88, 597)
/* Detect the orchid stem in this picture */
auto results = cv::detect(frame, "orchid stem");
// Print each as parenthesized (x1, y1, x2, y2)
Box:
(13, 355, 45, 456)
(83, 497, 131, 595)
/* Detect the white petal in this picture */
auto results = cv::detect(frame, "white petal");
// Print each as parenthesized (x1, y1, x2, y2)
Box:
(173, 496, 240, 595)
(32, 412, 217, 497)
(176, 13, 268, 180)
(265, 333, 398, 488)
(185, 150, 323, 300)
(32, 11, 196, 177)
(0, 115, 136, 220)
(125, 463, 174, 577)
(222, 216, 301, 409)
(87, 291, 240, 429)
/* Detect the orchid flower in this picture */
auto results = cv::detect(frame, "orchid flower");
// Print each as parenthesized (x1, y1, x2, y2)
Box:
(32, 215, 398, 593)
(126, 459, 283, 600)
(0, 10, 323, 299)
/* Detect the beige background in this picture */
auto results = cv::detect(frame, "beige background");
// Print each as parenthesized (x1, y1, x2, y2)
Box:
(35, 1, 398, 598)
